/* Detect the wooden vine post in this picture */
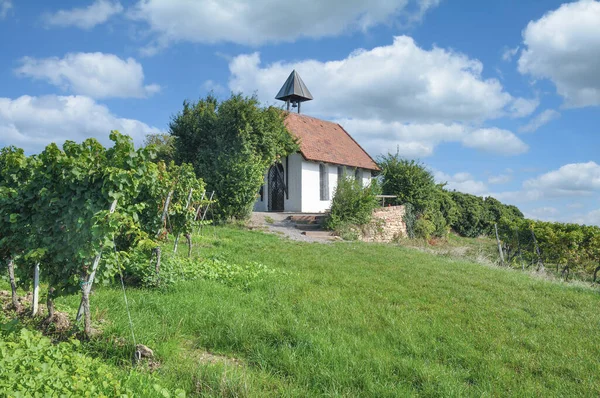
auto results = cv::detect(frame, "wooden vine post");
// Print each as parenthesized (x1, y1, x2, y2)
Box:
(198, 191, 215, 235)
(7, 258, 18, 309)
(174, 188, 194, 254)
(194, 191, 206, 221)
(494, 224, 505, 266)
(32, 263, 40, 316)
(153, 191, 173, 281)
(156, 191, 173, 238)
(76, 199, 118, 324)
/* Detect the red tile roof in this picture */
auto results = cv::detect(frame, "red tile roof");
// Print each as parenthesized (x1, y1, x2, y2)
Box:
(284, 112, 380, 171)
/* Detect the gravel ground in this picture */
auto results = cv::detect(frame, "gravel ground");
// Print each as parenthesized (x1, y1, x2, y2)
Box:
(248, 212, 333, 243)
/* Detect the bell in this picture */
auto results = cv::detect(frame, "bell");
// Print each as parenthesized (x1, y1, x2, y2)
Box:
(291, 101, 298, 108)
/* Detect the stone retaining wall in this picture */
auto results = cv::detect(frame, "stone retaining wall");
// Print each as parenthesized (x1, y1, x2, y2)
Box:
(361, 205, 407, 243)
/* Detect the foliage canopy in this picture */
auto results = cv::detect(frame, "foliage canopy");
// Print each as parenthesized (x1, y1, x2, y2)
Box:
(169, 94, 298, 220)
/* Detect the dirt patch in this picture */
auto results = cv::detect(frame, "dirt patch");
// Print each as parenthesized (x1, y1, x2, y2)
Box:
(43, 311, 71, 333)
(183, 341, 242, 368)
(194, 350, 242, 367)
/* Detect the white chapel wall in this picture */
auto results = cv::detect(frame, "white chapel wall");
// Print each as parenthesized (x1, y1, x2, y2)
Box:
(301, 160, 337, 213)
(284, 153, 303, 212)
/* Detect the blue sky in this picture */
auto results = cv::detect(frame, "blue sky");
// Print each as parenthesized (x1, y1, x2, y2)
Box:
(1, 0, 599, 224)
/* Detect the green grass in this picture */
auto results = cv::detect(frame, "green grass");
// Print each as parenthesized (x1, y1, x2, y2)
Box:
(18, 227, 600, 396)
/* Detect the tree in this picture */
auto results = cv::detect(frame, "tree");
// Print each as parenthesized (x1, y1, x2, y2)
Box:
(144, 134, 175, 164)
(377, 153, 436, 215)
(450, 191, 487, 237)
(169, 94, 298, 220)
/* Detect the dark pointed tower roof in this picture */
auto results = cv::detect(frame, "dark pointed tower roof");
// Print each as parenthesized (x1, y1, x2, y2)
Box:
(275, 70, 313, 103)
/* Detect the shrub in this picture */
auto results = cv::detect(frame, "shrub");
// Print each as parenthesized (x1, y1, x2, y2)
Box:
(0, 327, 183, 397)
(325, 176, 380, 233)
(333, 221, 361, 241)
(425, 207, 449, 238)
(414, 217, 436, 240)
(377, 153, 436, 214)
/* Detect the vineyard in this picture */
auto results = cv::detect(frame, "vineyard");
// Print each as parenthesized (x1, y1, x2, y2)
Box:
(496, 217, 600, 282)
(2, 132, 600, 396)
(0, 131, 211, 338)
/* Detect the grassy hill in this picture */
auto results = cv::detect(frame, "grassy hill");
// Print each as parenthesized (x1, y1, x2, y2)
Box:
(6, 226, 600, 396)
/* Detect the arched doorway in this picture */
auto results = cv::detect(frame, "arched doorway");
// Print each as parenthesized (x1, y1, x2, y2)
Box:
(268, 163, 285, 212)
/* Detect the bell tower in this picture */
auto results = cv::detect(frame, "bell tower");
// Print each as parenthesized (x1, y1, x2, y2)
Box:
(275, 70, 313, 113)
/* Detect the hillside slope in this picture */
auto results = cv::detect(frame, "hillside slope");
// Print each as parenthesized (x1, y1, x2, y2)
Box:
(46, 227, 600, 396)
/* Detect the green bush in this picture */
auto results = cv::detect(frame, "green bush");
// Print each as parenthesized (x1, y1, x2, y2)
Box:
(450, 191, 487, 237)
(414, 217, 436, 240)
(332, 221, 361, 241)
(450, 192, 524, 238)
(325, 176, 380, 233)
(425, 207, 449, 238)
(0, 327, 183, 397)
(377, 153, 436, 214)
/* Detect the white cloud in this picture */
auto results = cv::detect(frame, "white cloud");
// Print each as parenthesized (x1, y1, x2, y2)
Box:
(434, 171, 489, 195)
(130, 0, 439, 50)
(502, 46, 519, 62)
(43, 0, 123, 29)
(508, 97, 540, 118)
(0, 95, 161, 153)
(523, 161, 600, 196)
(0, 0, 12, 19)
(202, 80, 226, 95)
(488, 163, 600, 206)
(526, 206, 559, 221)
(335, 119, 527, 158)
(488, 174, 512, 185)
(575, 209, 600, 226)
(16, 53, 160, 99)
(409, 0, 442, 22)
(462, 128, 529, 156)
(336, 119, 463, 158)
(229, 37, 534, 124)
(519, 109, 560, 133)
(227, 36, 531, 157)
(490, 190, 544, 203)
(518, 0, 600, 107)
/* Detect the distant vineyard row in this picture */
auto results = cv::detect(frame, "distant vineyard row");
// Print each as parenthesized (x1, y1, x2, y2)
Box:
(496, 217, 600, 282)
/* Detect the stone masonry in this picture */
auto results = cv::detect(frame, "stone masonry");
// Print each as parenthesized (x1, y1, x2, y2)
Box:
(361, 205, 407, 243)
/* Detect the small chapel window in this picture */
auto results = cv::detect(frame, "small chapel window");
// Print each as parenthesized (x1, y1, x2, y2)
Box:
(320, 163, 329, 201)
(337, 166, 344, 185)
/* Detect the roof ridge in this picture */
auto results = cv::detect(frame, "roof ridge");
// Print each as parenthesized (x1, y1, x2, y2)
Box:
(285, 111, 338, 125)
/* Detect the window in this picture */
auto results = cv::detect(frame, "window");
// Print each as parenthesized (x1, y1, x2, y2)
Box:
(355, 168, 361, 183)
(337, 166, 344, 185)
(320, 163, 329, 201)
